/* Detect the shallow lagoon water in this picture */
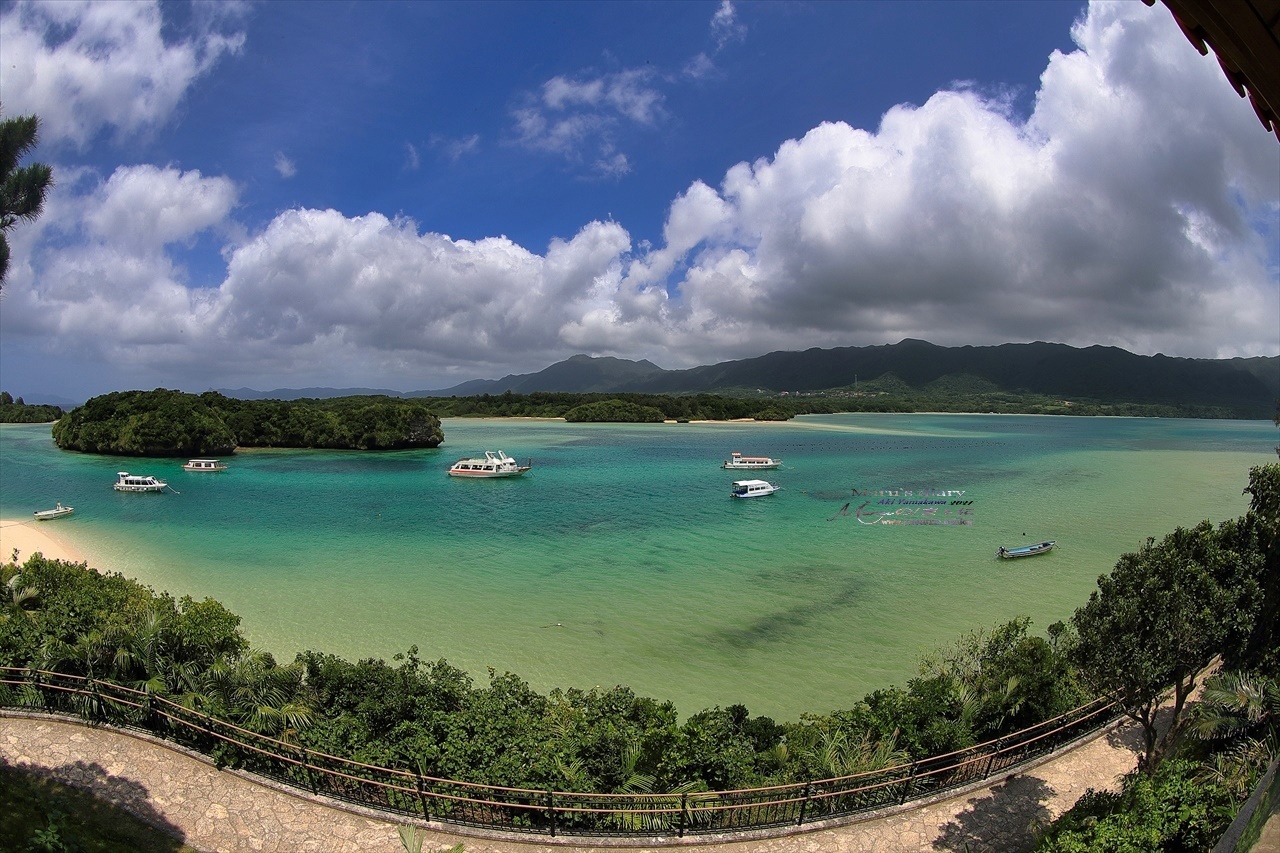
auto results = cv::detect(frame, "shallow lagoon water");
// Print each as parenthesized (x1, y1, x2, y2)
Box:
(1, 414, 1274, 720)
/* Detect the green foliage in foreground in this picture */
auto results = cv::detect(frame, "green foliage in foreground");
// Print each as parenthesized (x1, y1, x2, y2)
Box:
(0, 553, 1087, 795)
(0, 761, 199, 852)
(1065, 463, 1279, 775)
(1028, 463, 1280, 850)
(1069, 518, 1265, 770)
(51, 389, 444, 456)
(1033, 759, 1236, 852)
(0, 390, 63, 423)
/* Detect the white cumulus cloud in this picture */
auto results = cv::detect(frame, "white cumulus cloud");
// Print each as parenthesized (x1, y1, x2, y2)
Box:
(0, 0, 1275, 398)
(0, 0, 246, 147)
(602, 0, 1280, 364)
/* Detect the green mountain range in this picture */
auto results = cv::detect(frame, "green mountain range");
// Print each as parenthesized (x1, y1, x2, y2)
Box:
(221, 340, 1279, 419)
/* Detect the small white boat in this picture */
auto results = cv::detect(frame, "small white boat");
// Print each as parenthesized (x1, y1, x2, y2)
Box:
(183, 458, 228, 472)
(722, 452, 782, 470)
(34, 503, 74, 520)
(114, 472, 168, 493)
(447, 450, 532, 478)
(997, 540, 1055, 559)
(731, 479, 780, 498)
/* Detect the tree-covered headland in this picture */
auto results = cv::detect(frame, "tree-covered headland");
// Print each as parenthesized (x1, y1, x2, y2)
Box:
(2, 461, 1277, 846)
(51, 389, 444, 456)
(0, 391, 63, 423)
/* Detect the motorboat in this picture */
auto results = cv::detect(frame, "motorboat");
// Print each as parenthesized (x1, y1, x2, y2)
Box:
(722, 452, 782, 470)
(447, 450, 532, 478)
(114, 472, 169, 492)
(33, 503, 74, 520)
(997, 540, 1055, 559)
(183, 458, 228, 472)
(730, 479, 780, 498)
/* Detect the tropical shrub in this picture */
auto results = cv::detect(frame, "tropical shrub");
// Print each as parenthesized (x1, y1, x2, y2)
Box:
(1033, 759, 1235, 852)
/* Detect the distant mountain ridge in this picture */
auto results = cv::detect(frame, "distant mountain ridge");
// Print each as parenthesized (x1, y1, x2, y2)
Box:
(218, 340, 1280, 418)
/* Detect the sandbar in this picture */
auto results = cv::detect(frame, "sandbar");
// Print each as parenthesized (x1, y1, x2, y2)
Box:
(0, 517, 88, 566)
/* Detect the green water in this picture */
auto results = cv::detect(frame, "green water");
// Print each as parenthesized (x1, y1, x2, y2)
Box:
(1, 415, 1274, 721)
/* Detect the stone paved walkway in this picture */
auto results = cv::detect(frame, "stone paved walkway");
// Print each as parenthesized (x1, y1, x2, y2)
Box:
(1, 712, 1145, 853)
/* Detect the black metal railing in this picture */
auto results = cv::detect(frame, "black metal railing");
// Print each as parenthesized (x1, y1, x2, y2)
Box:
(0, 667, 1120, 839)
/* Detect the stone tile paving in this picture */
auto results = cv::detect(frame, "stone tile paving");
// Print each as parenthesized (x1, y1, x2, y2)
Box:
(1, 713, 1142, 853)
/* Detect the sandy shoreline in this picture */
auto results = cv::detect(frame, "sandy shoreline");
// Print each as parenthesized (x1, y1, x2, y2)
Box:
(0, 516, 88, 566)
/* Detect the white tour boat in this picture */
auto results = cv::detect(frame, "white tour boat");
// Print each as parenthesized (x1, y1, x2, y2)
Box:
(730, 479, 780, 498)
(183, 458, 228, 472)
(114, 472, 169, 493)
(34, 502, 74, 520)
(447, 450, 532, 478)
(722, 452, 782, 470)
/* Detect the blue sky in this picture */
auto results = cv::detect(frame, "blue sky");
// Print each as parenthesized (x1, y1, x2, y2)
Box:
(1, 0, 1277, 403)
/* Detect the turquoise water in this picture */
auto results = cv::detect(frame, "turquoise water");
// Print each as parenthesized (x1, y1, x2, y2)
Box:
(1, 415, 1274, 721)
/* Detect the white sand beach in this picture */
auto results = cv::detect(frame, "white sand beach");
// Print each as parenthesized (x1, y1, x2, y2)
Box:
(0, 517, 87, 566)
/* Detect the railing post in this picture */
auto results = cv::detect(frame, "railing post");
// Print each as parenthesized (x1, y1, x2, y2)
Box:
(678, 791, 688, 837)
(796, 782, 811, 826)
(299, 748, 318, 794)
(202, 711, 216, 760)
(414, 770, 430, 821)
(983, 739, 1003, 779)
(85, 677, 98, 722)
(899, 762, 919, 805)
(546, 790, 556, 837)
(31, 669, 46, 711)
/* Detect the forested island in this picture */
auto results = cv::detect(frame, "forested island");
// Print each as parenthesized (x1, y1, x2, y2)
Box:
(44, 389, 792, 456)
(50, 389, 443, 456)
(2, 462, 1277, 849)
(0, 391, 63, 423)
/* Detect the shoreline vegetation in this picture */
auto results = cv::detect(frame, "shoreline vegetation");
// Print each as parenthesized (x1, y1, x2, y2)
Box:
(1, 459, 1277, 848)
(6, 386, 1273, 459)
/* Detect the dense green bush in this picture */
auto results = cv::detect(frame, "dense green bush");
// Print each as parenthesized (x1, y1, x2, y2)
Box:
(1034, 759, 1236, 852)
(563, 399, 666, 423)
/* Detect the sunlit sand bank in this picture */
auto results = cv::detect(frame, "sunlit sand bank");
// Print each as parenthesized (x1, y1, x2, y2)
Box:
(0, 517, 88, 566)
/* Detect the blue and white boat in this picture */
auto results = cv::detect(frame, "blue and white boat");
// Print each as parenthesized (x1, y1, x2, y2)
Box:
(997, 540, 1055, 559)
(731, 479, 780, 498)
